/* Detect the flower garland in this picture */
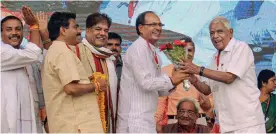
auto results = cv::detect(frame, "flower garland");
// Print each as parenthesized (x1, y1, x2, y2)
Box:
(92, 72, 108, 133)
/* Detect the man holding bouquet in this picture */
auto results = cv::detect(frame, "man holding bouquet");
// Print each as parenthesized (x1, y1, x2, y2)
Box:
(181, 16, 265, 133)
(116, 11, 190, 133)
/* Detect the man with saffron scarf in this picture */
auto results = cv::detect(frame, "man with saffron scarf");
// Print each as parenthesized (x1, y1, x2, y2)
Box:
(68, 13, 117, 133)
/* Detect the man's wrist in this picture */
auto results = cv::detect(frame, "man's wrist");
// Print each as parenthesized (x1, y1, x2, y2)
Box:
(199, 66, 205, 76)
(30, 24, 39, 30)
(169, 77, 176, 90)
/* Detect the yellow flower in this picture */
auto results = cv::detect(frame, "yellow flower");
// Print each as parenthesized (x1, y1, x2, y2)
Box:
(92, 72, 108, 133)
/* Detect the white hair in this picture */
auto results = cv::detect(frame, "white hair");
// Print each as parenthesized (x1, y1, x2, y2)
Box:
(176, 97, 200, 113)
(209, 16, 232, 30)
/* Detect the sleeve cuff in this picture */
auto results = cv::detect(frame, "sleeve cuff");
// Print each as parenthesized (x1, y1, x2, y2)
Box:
(163, 74, 175, 91)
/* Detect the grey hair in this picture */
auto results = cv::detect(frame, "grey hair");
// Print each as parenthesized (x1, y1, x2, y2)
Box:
(176, 97, 200, 113)
(209, 16, 232, 30)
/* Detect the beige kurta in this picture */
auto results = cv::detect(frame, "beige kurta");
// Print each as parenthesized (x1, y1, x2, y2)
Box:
(42, 41, 103, 133)
(69, 42, 117, 132)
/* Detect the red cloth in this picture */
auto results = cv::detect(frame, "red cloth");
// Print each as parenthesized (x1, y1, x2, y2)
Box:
(211, 123, 220, 133)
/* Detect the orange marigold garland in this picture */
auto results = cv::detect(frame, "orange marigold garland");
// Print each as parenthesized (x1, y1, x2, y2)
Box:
(91, 72, 108, 133)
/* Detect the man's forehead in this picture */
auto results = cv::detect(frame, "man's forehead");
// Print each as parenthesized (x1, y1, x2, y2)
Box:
(68, 19, 77, 25)
(210, 22, 227, 30)
(2, 19, 22, 27)
(108, 39, 120, 43)
(180, 101, 196, 110)
(144, 13, 161, 23)
(94, 21, 109, 29)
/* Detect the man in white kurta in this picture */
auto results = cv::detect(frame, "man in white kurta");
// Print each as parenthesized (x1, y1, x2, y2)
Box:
(116, 11, 190, 133)
(182, 16, 265, 133)
(1, 41, 42, 132)
(1, 13, 42, 133)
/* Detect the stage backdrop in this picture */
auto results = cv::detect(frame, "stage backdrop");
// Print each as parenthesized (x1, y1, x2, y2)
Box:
(1, 1, 275, 74)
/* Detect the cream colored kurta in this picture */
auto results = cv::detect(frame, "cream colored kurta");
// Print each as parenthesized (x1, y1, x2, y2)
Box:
(1, 41, 41, 133)
(70, 40, 118, 132)
(42, 41, 103, 133)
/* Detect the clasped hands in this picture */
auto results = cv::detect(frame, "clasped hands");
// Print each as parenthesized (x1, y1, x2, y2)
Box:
(170, 58, 201, 86)
(89, 75, 108, 92)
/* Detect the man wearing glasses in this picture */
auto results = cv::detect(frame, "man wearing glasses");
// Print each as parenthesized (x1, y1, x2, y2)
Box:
(116, 11, 190, 133)
(161, 98, 210, 133)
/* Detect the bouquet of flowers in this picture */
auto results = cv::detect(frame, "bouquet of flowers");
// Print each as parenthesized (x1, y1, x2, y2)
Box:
(159, 39, 191, 91)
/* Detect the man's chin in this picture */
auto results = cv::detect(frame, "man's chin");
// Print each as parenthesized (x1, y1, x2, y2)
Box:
(10, 43, 21, 48)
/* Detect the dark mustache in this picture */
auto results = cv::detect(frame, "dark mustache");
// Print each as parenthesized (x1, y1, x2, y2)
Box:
(8, 34, 20, 40)
(111, 49, 118, 53)
(77, 33, 81, 36)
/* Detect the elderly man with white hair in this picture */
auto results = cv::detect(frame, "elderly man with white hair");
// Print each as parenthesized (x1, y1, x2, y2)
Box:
(181, 16, 265, 133)
(161, 97, 210, 133)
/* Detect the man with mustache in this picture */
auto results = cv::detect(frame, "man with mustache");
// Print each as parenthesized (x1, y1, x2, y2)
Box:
(182, 16, 265, 133)
(161, 98, 210, 133)
(1, 6, 42, 133)
(105, 32, 123, 85)
(41, 12, 107, 133)
(105, 32, 123, 126)
(155, 37, 212, 132)
(68, 13, 117, 133)
(116, 11, 190, 133)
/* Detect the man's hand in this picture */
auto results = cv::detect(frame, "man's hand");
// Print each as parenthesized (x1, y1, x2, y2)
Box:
(179, 59, 201, 75)
(156, 124, 163, 133)
(96, 78, 108, 92)
(36, 12, 49, 33)
(189, 74, 198, 85)
(198, 93, 211, 111)
(170, 67, 191, 86)
(22, 6, 38, 26)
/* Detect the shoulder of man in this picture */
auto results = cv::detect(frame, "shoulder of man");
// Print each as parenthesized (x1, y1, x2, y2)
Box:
(162, 123, 178, 133)
(232, 38, 251, 51)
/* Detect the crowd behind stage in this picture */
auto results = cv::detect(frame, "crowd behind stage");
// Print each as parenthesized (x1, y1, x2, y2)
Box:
(1, 5, 276, 133)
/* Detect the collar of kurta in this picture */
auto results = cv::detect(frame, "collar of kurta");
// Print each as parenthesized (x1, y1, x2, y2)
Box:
(116, 55, 123, 66)
(138, 36, 157, 51)
(222, 38, 236, 52)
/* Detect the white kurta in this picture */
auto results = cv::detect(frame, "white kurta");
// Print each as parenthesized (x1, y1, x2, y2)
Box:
(1, 41, 41, 133)
(116, 37, 174, 133)
(202, 38, 265, 133)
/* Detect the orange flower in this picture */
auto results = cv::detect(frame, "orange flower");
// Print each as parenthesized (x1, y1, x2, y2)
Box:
(92, 72, 108, 133)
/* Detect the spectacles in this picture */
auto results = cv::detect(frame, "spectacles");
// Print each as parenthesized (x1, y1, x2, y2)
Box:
(177, 109, 196, 115)
(142, 23, 165, 27)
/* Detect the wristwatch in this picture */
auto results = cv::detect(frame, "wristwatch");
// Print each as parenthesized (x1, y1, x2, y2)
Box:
(199, 66, 205, 76)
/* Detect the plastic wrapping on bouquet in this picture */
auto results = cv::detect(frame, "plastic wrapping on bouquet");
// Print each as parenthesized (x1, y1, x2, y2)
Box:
(174, 63, 191, 91)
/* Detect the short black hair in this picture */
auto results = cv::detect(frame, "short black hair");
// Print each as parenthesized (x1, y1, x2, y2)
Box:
(48, 12, 76, 41)
(1, 16, 23, 31)
(86, 12, 112, 29)
(108, 32, 122, 44)
(257, 69, 275, 89)
(135, 11, 155, 35)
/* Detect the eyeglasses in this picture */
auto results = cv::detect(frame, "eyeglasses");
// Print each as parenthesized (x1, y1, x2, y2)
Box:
(142, 23, 165, 27)
(177, 109, 196, 115)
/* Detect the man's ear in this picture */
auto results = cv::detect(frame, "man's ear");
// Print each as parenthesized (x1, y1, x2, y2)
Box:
(138, 24, 144, 35)
(229, 28, 234, 37)
(60, 27, 66, 36)
(262, 81, 267, 87)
